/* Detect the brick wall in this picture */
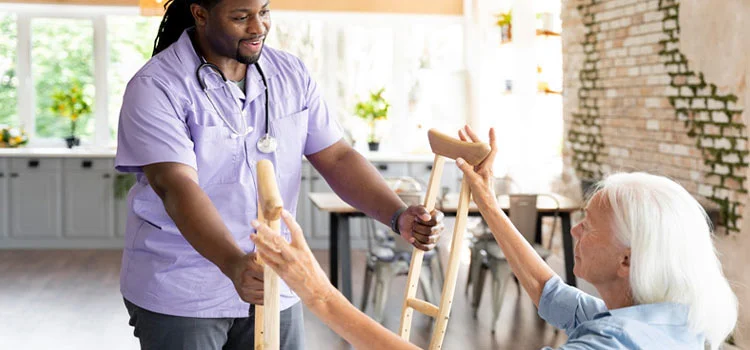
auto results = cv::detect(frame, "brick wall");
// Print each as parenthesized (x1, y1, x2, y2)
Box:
(562, 0, 747, 232)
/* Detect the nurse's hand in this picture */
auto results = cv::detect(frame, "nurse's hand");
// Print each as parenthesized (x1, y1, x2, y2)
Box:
(250, 210, 335, 306)
(398, 206, 445, 251)
(225, 252, 265, 305)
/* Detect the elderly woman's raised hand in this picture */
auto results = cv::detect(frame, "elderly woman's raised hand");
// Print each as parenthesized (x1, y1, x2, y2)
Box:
(455, 125, 499, 212)
(250, 210, 335, 306)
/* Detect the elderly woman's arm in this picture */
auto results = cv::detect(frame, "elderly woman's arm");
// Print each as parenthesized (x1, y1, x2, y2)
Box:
(454, 126, 556, 307)
(250, 211, 419, 350)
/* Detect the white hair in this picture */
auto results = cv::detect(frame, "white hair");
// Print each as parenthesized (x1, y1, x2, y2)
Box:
(592, 172, 737, 349)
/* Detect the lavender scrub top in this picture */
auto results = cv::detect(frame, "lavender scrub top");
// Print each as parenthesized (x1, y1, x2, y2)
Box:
(115, 29, 343, 318)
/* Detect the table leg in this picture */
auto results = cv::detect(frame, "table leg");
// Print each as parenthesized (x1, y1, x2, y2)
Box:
(535, 214, 543, 244)
(561, 213, 577, 287)
(339, 216, 352, 301)
(330, 213, 338, 289)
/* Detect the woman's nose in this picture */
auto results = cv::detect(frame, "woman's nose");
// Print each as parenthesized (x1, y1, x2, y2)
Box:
(571, 222, 582, 239)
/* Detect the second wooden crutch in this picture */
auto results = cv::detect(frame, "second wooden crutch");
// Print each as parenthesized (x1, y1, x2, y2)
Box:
(398, 129, 491, 349)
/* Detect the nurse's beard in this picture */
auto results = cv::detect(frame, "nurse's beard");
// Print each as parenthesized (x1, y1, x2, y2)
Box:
(236, 43, 264, 65)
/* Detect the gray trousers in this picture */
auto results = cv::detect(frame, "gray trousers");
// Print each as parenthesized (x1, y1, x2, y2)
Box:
(124, 299, 305, 350)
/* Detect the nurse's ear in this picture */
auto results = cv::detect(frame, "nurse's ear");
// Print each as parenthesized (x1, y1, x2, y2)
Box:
(190, 3, 210, 28)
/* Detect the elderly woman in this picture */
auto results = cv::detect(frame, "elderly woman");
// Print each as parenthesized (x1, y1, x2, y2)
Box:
(251, 126, 738, 349)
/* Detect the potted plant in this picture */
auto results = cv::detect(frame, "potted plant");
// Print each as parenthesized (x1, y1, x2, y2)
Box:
(496, 10, 512, 43)
(50, 80, 92, 148)
(0, 126, 29, 148)
(354, 88, 390, 151)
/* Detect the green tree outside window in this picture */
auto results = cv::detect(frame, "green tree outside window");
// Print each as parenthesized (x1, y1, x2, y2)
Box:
(32, 18, 95, 140)
(108, 16, 161, 142)
(0, 12, 18, 127)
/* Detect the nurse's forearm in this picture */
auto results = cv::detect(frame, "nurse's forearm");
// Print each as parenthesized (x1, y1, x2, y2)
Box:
(163, 178, 245, 270)
(482, 205, 555, 307)
(145, 164, 245, 272)
(306, 288, 420, 350)
(334, 150, 403, 224)
(310, 141, 404, 225)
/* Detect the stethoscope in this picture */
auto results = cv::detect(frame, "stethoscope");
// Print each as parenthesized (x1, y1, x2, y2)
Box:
(191, 34, 277, 154)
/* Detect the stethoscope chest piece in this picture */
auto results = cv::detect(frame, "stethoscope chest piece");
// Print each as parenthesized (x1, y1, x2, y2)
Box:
(191, 31, 277, 154)
(257, 134, 278, 154)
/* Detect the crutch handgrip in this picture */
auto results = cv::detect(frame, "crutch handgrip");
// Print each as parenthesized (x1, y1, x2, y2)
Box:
(428, 128, 491, 166)
(258, 160, 283, 221)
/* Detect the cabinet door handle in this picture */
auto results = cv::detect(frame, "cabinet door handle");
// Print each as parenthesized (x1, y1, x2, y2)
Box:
(377, 164, 388, 171)
(10, 173, 19, 178)
(82, 160, 93, 169)
(102, 174, 111, 179)
(28, 160, 40, 168)
(426, 165, 433, 171)
(0, 172, 4, 178)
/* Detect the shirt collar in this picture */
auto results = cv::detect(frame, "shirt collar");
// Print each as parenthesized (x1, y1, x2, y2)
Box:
(173, 28, 279, 94)
(595, 302, 690, 326)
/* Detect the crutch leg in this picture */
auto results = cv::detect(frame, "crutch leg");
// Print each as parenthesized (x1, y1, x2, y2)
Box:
(255, 160, 283, 350)
(397, 129, 491, 348)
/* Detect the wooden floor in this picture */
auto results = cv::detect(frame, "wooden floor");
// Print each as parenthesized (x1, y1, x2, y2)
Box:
(0, 228, 574, 349)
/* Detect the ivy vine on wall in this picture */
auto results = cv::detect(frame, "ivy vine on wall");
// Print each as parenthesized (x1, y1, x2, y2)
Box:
(658, 0, 748, 232)
(569, 0, 605, 181)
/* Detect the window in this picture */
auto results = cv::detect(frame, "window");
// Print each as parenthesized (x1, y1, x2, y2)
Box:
(108, 16, 161, 141)
(0, 12, 18, 127)
(265, 17, 324, 83)
(6, 4, 157, 146)
(6, 5, 467, 151)
(269, 13, 467, 153)
(31, 18, 94, 140)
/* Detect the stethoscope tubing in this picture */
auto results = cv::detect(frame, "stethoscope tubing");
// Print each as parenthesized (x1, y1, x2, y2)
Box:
(191, 31, 275, 152)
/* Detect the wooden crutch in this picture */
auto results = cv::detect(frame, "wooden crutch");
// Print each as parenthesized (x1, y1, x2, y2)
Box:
(255, 159, 282, 350)
(398, 129, 491, 349)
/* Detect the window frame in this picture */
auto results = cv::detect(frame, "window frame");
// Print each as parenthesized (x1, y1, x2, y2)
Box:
(4, 4, 471, 149)
(7, 3, 138, 147)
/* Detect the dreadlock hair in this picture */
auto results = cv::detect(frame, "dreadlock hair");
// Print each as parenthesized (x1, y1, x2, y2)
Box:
(152, 0, 222, 57)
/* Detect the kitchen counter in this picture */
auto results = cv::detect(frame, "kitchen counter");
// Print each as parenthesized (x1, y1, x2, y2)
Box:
(0, 147, 117, 158)
(0, 147, 441, 163)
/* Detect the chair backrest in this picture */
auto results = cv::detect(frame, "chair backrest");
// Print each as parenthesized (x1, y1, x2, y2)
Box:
(494, 176, 519, 195)
(509, 194, 538, 244)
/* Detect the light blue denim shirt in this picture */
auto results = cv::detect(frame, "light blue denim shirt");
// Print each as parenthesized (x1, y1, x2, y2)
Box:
(538, 276, 704, 349)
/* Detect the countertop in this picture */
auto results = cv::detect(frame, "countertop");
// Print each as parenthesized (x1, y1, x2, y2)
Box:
(0, 147, 439, 162)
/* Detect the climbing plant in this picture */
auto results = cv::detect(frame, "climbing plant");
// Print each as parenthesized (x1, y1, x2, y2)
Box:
(658, 0, 748, 232)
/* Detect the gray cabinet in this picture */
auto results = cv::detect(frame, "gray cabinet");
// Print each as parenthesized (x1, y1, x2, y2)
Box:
(372, 161, 409, 179)
(0, 159, 7, 238)
(0, 154, 442, 248)
(8, 158, 63, 238)
(409, 160, 461, 195)
(63, 159, 115, 238)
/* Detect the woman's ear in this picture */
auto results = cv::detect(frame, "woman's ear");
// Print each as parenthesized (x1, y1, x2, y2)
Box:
(617, 248, 631, 279)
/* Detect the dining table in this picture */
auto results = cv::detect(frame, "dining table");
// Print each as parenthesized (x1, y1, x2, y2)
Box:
(308, 191, 582, 301)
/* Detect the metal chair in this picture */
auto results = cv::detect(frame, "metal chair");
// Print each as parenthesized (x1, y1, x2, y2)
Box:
(359, 178, 444, 323)
(467, 193, 560, 333)
(464, 175, 519, 296)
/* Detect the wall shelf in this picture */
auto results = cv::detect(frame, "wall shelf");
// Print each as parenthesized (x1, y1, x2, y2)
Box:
(536, 29, 561, 37)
